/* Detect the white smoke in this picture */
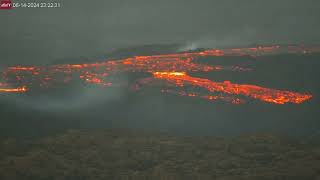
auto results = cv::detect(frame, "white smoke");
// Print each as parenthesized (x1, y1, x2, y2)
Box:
(177, 29, 262, 52)
(178, 42, 200, 52)
(0, 77, 128, 112)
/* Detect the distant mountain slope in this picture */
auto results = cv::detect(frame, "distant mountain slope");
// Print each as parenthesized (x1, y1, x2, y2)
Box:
(51, 44, 182, 65)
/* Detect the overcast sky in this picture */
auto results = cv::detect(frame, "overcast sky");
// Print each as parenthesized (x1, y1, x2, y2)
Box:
(1, 0, 320, 65)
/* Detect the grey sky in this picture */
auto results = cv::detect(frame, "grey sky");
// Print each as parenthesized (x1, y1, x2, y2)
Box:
(0, 0, 319, 65)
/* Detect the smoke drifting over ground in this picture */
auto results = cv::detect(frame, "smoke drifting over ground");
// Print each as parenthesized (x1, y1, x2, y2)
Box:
(0, 44, 319, 139)
(1, 1, 320, 179)
(0, 0, 320, 139)
(1, 85, 126, 112)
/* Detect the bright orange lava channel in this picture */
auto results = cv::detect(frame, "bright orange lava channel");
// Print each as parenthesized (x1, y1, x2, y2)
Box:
(152, 72, 312, 104)
(0, 44, 317, 104)
(0, 87, 27, 93)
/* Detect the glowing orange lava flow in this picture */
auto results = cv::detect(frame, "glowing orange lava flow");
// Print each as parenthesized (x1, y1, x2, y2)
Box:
(0, 44, 317, 104)
(152, 72, 312, 104)
(0, 86, 27, 93)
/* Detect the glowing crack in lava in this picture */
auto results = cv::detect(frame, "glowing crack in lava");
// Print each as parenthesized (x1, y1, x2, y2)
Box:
(0, 44, 317, 105)
(152, 72, 312, 105)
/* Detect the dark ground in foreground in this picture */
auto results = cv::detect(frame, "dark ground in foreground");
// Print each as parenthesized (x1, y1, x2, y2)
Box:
(0, 129, 320, 180)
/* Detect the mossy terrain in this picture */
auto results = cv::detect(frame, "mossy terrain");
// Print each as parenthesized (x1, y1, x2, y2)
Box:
(0, 130, 320, 180)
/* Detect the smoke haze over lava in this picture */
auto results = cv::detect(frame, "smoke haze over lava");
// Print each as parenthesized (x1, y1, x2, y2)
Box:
(1, 0, 320, 138)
